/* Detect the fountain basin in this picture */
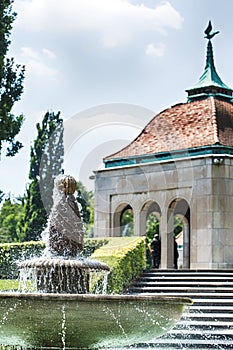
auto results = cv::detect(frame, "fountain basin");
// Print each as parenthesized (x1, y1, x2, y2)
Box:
(19, 257, 110, 293)
(0, 292, 192, 349)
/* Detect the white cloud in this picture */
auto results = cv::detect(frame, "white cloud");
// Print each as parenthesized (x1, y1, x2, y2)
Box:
(20, 47, 39, 60)
(43, 49, 56, 60)
(14, 0, 183, 48)
(17, 47, 58, 77)
(146, 42, 166, 57)
(26, 59, 58, 77)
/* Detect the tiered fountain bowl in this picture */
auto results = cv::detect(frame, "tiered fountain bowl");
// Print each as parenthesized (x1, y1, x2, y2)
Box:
(0, 293, 192, 349)
(0, 175, 192, 349)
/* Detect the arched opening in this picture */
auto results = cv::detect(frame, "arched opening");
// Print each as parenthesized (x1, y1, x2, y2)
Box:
(174, 214, 190, 269)
(167, 199, 190, 269)
(140, 201, 161, 267)
(112, 203, 134, 236)
(120, 205, 134, 236)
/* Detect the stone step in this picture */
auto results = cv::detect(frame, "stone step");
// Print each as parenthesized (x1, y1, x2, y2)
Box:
(146, 327, 233, 348)
(160, 328, 233, 340)
(149, 270, 233, 272)
(131, 286, 233, 298)
(137, 278, 233, 283)
(134, 280, 233, 291)
(129, 291, 233, 303)
(144, 269, 233, 274)
(169, 327, 233, 335)
(190, 305, 233, 313)
(142, 338, 233, 349)
(130, 279, 233, 284)
(129, 287, 233, 296)
(193, 298, 233, 306)
(174, 320, 233, 330)
(142, 273, 233, 280)
(183, 312, 233, 321)
(127, 270, 233, 349)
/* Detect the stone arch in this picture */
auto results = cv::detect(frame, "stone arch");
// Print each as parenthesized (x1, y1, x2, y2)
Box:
(112, 203, 134, 237)
(167, 198, 190, 269)
(140, 200, 162, 267)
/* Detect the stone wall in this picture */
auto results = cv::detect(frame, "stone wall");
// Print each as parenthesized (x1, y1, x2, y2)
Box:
(94, 155, 233, 269)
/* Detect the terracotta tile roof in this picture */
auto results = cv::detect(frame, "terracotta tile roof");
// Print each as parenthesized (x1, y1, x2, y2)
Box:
(104, 97, 233, 161)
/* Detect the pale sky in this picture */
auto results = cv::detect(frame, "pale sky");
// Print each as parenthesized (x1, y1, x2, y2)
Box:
(1, 0, 233, 197)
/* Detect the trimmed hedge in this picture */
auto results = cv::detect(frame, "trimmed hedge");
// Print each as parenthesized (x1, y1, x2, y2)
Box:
(0, 241, 45, 279)
(0, 239, 109, 279)
(90, 237, 146, 294)
(0, 237, 146, 294)
(82, 238, 109, 257)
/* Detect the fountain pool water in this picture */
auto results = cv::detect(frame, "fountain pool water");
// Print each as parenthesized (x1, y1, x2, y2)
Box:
(0, 175, 192, 349)
(0, 293, 192, 349)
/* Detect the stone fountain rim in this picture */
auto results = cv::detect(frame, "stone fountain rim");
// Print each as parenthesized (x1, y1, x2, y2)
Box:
(18, 257, 110, 271)
(0, 292, 193, 305)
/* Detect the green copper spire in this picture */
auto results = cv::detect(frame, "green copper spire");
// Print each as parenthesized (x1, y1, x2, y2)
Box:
(186, 21, 233, 102)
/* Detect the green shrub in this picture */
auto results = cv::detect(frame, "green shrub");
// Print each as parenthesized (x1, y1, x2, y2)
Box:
(0, 239, 108, 279)
(0, 241, 45, 279)
(0, 237, 146, 293)
(82, 238, 109, 257)
(90, 237, 146, 294)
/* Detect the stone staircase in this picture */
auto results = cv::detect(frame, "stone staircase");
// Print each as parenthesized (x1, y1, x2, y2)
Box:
(127, 270, 233, 349)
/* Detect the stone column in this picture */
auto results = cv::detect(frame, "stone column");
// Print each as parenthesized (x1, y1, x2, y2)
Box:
(133, 210, 141, 236)
(167, 207, 175, 269)
(160, 210, 168, 269)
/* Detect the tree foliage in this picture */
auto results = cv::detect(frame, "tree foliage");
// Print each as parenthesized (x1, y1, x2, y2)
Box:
(120, 207, 134, 236)
(76, 181, 94, 237)
(174, 215, 183, 236)
(0, 0, 25, 158)
(146, 213, 159, 241)
(0, 196, 24, 242)
(0, 191, 4, 203)
(22, 111, 64, 241)
(145, 213, 160, 266)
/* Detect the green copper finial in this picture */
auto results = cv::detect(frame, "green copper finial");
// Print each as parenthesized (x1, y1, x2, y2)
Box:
(204, 20, 220, 40)
(186, 21, 232, 101)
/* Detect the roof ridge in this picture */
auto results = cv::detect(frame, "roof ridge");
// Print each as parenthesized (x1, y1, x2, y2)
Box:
(210, 96, 219, 143)
(104, 102, 186, 161)
(104, 97, 233, 167)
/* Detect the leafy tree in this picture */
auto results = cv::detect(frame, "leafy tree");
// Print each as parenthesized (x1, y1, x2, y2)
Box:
(146, 213, 159, 241)
(0, 190, 4, 203)
(0, 0, 25, 158)
(22, 111, 64, 241)
(120, 207, 134, 236)
(145, 213, 160, 266)
(76, 181, 94, 237)
(0, 196, 24, 242)
(23, 180, 47, 241)
(174, 215, 183, 236)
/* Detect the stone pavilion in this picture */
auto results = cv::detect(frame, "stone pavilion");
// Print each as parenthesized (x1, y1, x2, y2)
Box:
(94, 23, 233, 269)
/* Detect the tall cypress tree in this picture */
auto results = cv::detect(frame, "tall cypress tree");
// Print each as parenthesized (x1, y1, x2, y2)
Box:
(0, 0, 25, 158)
(23, 111, 64, 241)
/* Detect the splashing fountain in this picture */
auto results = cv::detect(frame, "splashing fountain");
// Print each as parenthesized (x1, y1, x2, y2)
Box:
(0, 175, 192, 349)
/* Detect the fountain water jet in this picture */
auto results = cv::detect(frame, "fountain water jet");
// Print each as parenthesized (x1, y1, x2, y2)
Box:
(0, 175, 192, 349)
(19, 175, 109, 294)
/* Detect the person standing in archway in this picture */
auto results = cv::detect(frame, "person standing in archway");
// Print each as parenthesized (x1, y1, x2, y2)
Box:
(174, 238, 179, 269)
(150, 234, 161, 268)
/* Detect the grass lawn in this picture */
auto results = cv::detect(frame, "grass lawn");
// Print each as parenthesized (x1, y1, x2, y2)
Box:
(0, 279, 20, 291)
(0, 279, 36, 292)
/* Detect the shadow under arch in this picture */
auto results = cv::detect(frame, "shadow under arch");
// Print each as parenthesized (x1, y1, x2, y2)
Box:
(167, 198, 190, 269)
(140, 200, 162, 267)
(140, 200, 161, 236)
(112, 203, 134, 237)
